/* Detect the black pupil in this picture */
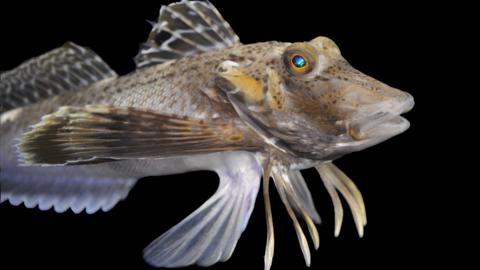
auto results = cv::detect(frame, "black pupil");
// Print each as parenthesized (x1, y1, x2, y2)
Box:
(292, 55, 306, 68)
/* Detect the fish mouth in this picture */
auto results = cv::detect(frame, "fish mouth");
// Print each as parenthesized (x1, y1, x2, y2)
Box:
(349, 113, 410, 141)
(348, 94, 414, 141)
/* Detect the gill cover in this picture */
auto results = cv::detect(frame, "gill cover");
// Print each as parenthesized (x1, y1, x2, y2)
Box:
(216, 36, 413, 160)
(215, 39, 331, 157)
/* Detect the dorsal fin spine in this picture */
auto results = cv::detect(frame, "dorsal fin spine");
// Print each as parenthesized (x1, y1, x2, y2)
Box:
(162, 5, 226, 52)
(134, 0, 241, 68)
(181, 2, 231, 48)
(0, 42, 116, 112)
(185, 0, 239, 45)
(163, 6, 216, 51)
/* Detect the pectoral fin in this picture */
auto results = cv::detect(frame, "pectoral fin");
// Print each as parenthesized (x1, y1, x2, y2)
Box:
(18, 105, 261, 165)
(143, 152, 261, 267)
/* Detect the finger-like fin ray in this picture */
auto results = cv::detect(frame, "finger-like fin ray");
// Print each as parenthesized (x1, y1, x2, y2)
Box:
(316, 162, 367, 237)
(272, 168, 311, 267)
(261, 156, 274, 270)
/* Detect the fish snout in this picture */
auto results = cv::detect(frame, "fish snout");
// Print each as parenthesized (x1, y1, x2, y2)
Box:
(330, 65, 415, 141)
(359, 87, 414, 116)
(347, 89, 414, 141)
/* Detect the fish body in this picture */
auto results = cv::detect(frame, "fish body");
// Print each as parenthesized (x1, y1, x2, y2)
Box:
(0, 1, 414, 269)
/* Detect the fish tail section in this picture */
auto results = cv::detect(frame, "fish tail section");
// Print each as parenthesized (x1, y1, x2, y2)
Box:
(0, 42, 116, 113)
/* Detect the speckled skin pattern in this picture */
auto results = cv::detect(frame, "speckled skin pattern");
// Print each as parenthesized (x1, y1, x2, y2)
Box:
(0, 42, 273, 167)
(2, 37, 413, 169)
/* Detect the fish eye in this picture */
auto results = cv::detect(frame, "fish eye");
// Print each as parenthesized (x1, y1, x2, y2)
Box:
(291, 55, 307, 69)
(283, 44, 317, 76)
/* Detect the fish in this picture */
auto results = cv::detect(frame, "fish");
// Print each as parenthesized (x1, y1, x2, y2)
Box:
(0, 0, 414, 269)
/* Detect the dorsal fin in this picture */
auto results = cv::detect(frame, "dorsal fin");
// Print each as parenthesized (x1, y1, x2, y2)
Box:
(0, 42, 117, 113)
(135, 0, 240, 68)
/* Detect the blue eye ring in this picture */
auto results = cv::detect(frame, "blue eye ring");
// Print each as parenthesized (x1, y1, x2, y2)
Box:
(292, 55, 307, 68)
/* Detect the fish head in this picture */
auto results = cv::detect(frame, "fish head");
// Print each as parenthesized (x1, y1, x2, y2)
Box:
(216, 37, 414, 160)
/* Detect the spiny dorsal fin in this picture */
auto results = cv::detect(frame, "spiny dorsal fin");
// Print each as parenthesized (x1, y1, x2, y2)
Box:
(0, 42, 117, 112)
(135, 0, 240, 68)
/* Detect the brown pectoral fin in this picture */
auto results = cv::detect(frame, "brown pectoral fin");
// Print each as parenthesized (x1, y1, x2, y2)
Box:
(18, 105, 261, 165)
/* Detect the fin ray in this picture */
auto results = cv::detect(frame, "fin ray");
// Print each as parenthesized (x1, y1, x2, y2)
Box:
(0, 42, 116, 112)
(316, 162, 366, 237)
(18, 105, 261, 165)
(135, 0, 240, 68)
(272, 169, 311, 267)
(0, 164, 136, 214)
(143, 152, 261, 267)
(287, 170, 321, 224)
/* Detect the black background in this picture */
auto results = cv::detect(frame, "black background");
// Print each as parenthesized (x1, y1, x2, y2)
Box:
(0, 1, 466, 269)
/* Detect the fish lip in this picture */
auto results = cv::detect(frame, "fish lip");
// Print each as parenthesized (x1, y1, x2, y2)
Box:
(348, 93, 414, 141)
(349, 115, 410, 141)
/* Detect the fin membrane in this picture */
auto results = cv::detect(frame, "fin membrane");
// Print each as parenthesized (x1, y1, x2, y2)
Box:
(143, 152, 261, 267)
(18, 105, 260, 165)
(0, 42, 117, 112)
(0, 164, 136, 214)
(135, 0, 240, 68)
(287, 170, 321, 224)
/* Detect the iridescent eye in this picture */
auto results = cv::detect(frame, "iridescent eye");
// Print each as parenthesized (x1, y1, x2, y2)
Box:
(283, 44, 317, 76)
(288, 52, 310, 72)
(292, 55, 307, 68)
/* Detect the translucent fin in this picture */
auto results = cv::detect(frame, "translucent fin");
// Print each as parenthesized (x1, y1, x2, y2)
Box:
(0, 42, 116, 112)
(287, 170, 321, 224)
(284, 170, 320, 249)
(0, 164, 136, 214)
(18, 105, 261, 165)
(135, 0, 240, 68)
(143, 152, 261, 267)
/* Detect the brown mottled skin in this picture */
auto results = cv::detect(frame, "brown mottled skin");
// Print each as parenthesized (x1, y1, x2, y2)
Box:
(1, 42, 271, 167)
(2, 37, 413, 170)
